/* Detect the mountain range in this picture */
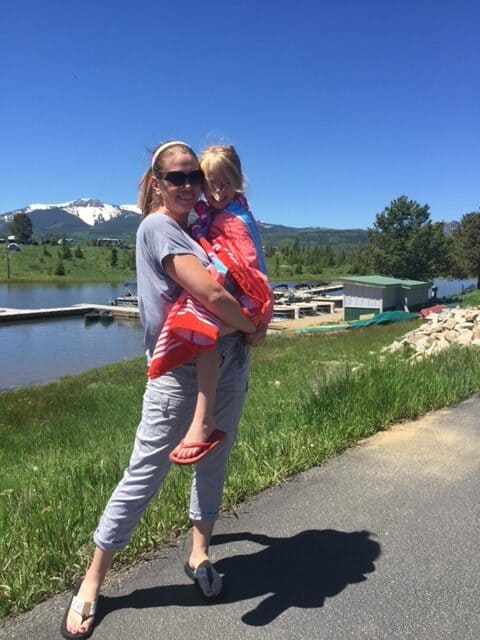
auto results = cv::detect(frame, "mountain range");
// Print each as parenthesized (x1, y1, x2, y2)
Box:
(0, 198, 381, 249)
(0, 198, 142, 240)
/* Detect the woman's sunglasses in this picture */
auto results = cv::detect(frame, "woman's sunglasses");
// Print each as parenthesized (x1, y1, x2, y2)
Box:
(159, 170, 204, 187)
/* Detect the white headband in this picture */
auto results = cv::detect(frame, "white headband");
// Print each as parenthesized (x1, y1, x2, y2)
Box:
(151, 140, 193, 171)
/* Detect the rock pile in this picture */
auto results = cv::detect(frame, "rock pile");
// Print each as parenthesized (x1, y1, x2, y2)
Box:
(383, 306, 480, 362)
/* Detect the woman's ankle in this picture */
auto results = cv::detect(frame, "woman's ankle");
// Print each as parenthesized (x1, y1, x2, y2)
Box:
(188, 551, 210, 570)
(77, 574, 102, 597)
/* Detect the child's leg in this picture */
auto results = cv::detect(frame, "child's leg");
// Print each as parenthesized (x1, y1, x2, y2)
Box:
(172, 348, 220, 461)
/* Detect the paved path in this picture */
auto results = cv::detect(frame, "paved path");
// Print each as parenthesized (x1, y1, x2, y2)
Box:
(1, 397, 479, 639)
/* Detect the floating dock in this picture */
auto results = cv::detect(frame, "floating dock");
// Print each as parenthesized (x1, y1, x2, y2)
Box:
(273, 300, 335, 319)
(0, 300, 339, 325)
(0, 304, 139, 323)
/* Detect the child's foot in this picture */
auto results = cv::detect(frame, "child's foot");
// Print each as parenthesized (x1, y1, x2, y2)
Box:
(168, 429, 225, 464)
(172, 420, 217, 462)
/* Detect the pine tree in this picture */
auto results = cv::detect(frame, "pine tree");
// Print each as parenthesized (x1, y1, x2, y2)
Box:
(9, 213, 33, 242)
(54, 258, 65, 276)
(368, 196, 451, 280)
(452, 211, 480, 288)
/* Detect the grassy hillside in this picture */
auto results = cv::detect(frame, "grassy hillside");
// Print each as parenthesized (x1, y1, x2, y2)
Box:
(1, 243, 351, 284)
(0, 244, 136, 283)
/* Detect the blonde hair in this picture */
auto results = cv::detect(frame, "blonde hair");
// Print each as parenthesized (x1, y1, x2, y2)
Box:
(137, 141, 197, 216)
(199, 145, 244, 195)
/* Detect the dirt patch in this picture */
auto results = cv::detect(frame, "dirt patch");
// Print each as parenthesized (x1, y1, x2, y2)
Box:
(360, 407, 480, 483)
(268, 311, 344, 332)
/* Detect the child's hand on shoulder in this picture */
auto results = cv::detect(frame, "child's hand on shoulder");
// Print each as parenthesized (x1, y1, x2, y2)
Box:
(189, 201, 211, 240)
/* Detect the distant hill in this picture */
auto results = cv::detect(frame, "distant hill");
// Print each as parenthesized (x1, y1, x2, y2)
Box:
(0, 198, 460, 250)
(29, 208, 91, 235)
(258, 222, 368, 250)
(91, 210, 144, 238)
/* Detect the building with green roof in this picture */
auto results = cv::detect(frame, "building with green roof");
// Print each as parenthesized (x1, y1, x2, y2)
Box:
(341, 275, 432, 321)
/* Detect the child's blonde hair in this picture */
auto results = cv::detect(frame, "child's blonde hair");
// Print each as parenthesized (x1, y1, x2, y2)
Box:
(199, 145, 245, 195)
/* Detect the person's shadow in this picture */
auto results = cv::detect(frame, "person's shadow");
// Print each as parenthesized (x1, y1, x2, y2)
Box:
(96, 529, 380, 627)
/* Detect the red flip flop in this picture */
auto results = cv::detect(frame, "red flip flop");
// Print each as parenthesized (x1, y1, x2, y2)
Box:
(169, 429, 226, 465)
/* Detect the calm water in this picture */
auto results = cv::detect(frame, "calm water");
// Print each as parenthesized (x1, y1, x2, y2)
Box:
(433, 278, 476, 298)
(0, 283, 145, 391)
(0, 282, 125, 308)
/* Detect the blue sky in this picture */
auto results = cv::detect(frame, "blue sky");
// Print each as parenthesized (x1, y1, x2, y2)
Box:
(1, 0, 478, 228)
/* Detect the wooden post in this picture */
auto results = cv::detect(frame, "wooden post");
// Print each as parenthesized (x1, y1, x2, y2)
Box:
(6, 247, 10, 280)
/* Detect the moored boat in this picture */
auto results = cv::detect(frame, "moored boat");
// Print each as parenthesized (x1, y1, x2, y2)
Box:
(84, 310, 114, 323)
(111, 280, 138, 307)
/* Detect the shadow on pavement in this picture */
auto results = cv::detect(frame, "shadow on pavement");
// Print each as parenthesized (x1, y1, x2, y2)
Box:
(96, 528, 380, 628)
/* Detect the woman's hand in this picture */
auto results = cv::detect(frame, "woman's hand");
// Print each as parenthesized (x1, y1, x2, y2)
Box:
(245, 324, 268, 347)
(219, 323, 236, 337)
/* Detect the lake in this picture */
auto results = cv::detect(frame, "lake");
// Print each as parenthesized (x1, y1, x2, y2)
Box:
(432, 278, 477, 298)
(0, 283, 145, 391)
(0, 282, 125, 309)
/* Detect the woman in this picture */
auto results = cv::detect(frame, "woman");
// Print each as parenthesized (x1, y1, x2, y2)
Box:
(61, 140, 265, 640)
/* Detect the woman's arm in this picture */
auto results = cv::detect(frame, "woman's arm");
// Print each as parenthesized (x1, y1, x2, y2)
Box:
(163, 253, 256, 334)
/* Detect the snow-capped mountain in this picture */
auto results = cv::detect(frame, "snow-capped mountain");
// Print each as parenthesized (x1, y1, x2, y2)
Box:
(0, 198, 142, 239)
(3, 198, 141, 227)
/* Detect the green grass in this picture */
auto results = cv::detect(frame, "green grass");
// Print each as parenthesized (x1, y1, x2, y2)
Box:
(1, 245, 346, 284)
(264, 256, 349, 283)
(458, 289, 480, 306)
(1, 321, 480, 618)
(0, 245, 135, 283)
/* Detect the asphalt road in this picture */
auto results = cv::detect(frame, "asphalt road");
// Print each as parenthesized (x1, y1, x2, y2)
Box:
(1, 397, 479, 640)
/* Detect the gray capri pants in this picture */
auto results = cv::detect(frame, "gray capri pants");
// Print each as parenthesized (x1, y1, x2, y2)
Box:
(94, 334, 250, 552)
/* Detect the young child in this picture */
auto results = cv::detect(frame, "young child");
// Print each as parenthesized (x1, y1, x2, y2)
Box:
(152, 146, 273, 464)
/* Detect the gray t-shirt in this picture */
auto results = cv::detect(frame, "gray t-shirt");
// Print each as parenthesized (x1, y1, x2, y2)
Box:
(136, 212, 209, 356)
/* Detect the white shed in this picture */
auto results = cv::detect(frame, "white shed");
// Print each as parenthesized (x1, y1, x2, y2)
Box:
(342, 276, 431, 321)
